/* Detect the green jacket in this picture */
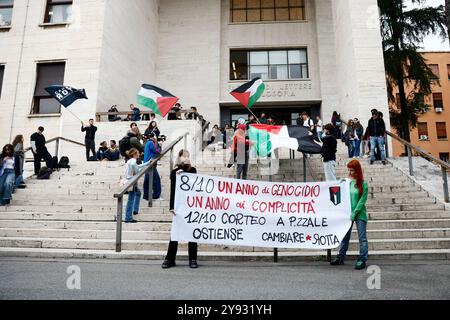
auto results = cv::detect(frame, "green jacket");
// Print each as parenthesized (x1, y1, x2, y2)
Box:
(350, 180, 369, 222)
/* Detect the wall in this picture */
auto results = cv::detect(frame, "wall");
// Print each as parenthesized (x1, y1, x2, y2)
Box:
(331, 0, 389, 130)
(157, 0, 221, 125)
(220, 0, 322, 110)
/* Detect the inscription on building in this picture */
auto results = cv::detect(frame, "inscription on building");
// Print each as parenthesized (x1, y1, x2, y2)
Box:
(227, 81, 312, 100)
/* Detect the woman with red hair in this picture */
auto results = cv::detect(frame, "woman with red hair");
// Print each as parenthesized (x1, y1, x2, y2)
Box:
(331, 159, 369, 269)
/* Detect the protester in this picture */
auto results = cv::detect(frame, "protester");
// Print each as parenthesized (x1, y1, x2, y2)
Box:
(108, 105, 122, 122)
(168, 103, 181, 120)
(130, 104, 141, 121)
(96, 141, 109, 161)
(207, 125, 223, 146)
(367, 109, 387, 165)
(129, 127, 144, 155)
(144, 121, 160, 140)
(143, 132, 162, 201)
(12, 135, 26, 189)
(185, 106, 199, 120)
(107, 140, 120, 161)
(81, 119, 97, 161)
(162, 149, 198, 269)
(331, 159, 369, 270)
(315, 116, 323, 140)
(232, 124, 252, 180)
(247, 114, 257, 126)
(30, 127, 53, 175)
(331, 111, 342, 139)
(353, 118, 364, 158)
(343, 119, 355, 158)
(259, 112, 268, 124)
(302, 112, 315, 132)
(320, 124, 337, 181)
(267, 116, 276, 125)
(225, 124, 235, 149)
(123, 148, 150, 223)
(0, 144, 21, 206)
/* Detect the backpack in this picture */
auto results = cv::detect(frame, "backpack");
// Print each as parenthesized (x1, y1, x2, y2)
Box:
(119, 136, 131, 157)
(37, 167, 52, 180)
(58, 156, 70, 169)
(87, 156, 97, 162)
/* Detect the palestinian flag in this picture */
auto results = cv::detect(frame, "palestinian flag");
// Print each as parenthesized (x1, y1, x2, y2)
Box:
(137, 84, 179, 117)
(230, 78, 265, 109)
(249, 124, 322, 157)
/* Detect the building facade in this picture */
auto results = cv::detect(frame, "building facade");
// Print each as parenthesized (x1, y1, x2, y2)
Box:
(0, 0, 389, 148)
(391, 52, 450, 162)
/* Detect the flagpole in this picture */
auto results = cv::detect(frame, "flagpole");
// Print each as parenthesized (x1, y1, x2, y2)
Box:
(64, 107, 84, 123)
(248, 108, 261, 124)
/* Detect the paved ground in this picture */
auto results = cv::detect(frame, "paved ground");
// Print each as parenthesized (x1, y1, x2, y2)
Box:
(0, 258, 449, 300)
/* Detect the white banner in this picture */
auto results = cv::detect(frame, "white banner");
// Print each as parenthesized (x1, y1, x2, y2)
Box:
(172, 173, 352, 249)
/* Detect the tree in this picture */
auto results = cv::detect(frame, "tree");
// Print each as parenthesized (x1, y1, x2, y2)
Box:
(378, 0, 447, 142)
(447, 0, 450, 44)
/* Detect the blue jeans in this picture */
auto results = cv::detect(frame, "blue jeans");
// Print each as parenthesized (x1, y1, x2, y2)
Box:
(0, 169, 16, 204)
(337, 219, 369, 262)
(14, 175, 24, 188)
(347, 140, 355, 158)
(354, 140, 361, 157)
(370, 136, 386, 161)
(143, 167, 161, 200)
(125, 185, 141, 222)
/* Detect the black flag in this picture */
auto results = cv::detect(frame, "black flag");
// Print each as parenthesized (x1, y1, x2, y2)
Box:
(45, 85, 88, 108)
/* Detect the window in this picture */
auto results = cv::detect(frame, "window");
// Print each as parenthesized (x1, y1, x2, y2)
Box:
(417, 122, 428, 139)
(429, 64, 440, 79)
(0, 0, 13, 26)
(433, 93, 444, 110)
(0, 65, 4, 99)
(436, 122, 447, 140)
(44, 0, 73, 24)
(32, 62, 65, 114)
(440, 153, 449, 163)
(230, 0, 305, 23)
(230, 49, 308, 80)
(447, 64, 450, 80)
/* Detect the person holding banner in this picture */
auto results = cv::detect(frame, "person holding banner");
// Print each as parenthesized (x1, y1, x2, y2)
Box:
(330, 160, 369, 269)
(320, 124, 337, 181)
(162, 149, 198, 269)
(231, 124, 252, 180)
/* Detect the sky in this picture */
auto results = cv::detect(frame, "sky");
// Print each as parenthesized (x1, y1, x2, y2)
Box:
(407, 0, 450, 51)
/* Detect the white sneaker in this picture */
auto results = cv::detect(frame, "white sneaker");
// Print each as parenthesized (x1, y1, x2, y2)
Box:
(154, 197, 165, 201)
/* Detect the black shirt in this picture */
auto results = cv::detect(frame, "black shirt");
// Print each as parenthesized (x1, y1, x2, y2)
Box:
(30, 132, 47, 152)
(81, 125, 97, 140)
(321, 134, 337, 162)
(170, 166, 197, 210)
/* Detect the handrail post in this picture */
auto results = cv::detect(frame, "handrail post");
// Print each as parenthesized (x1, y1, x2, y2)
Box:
(148, 166, 154, 207)
(384, 135, 389, 158)
(303, 153, 307, 182)
(442, 166, 449, 203)
(116, 196, 123, 252)
(407, 146, 414, 176)
(55, 138, 60, 158)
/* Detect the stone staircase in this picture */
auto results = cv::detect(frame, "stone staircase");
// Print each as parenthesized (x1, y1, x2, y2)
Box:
(0, 145, 449, 261)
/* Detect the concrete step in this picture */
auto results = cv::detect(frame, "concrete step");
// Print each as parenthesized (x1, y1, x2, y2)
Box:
(3, 218, 450, 231)
(0, 227, 449, 241)
(1, 247, 449, 261)
(0, 237, 448, 251)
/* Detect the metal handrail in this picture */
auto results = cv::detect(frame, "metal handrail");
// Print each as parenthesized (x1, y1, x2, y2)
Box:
(113, 132, 190, 252)
(385, 131, 449, 203)
(23, 136, 85, 163)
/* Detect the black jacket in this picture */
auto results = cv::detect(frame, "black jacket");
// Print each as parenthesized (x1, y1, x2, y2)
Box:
(321, 134, 337, 162)
(0, 154, 21, 177)
(82, 125, 97, 140)
(367, 118, 386, 137)
(170, 166, 197, 210)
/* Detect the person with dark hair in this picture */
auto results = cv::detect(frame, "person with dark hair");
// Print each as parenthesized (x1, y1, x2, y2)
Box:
(331, 160, 369, 270)
(144, 121, 160, 140)
(143, 132, 162, 201)
(30, 127, 53, 175)
(321, 124, 337, 181)
(367, 110, 387, 165)
(343, 119, 355, 158)
(168, 103, 181, 120)
(130, 104, 141, 121)
(231, 124, 252, 180)
(0, 144, 21, 206)
(162, 149, 198, 269)
(259, 112, 268, 124)
(81, 119, 97, 161)
(12, 135, 26, 189)
(106, 140, 120, 161)
(331, 111, 342, 139)
(108, 105, 122, 122)
(96, 141, 109, 161)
